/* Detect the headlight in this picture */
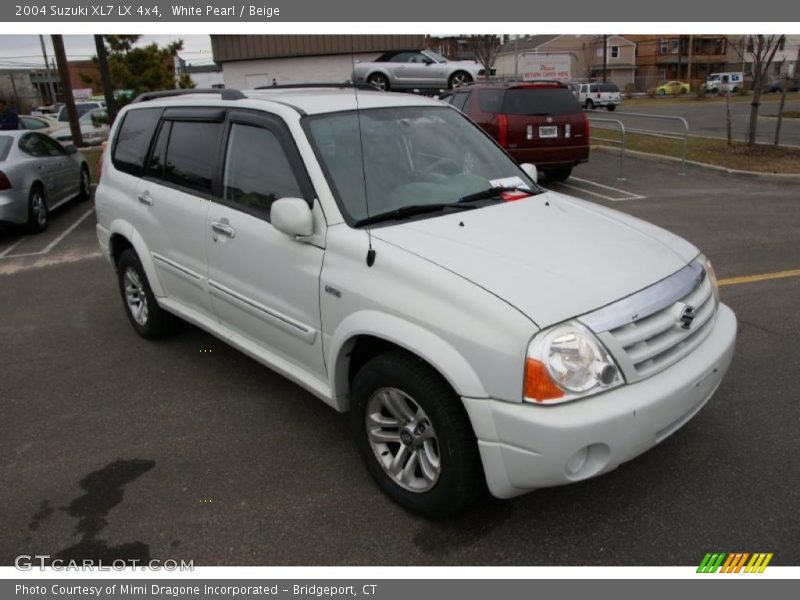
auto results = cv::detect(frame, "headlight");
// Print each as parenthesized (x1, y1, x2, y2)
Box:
(697, 254, 720, 306)
(524, 321, 622, 404)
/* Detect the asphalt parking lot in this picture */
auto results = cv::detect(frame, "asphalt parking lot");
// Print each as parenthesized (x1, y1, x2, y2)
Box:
(1, 152, 799, 566)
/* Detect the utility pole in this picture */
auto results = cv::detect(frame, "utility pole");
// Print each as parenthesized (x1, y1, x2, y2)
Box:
(602, 34, 608, 82)
(94, 35, 117, 123)
(39, 35, 58, 107)
(51, 35, 82, 147)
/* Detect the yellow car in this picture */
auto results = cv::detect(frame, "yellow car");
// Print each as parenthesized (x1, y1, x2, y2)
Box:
(655, 81, 691, 96)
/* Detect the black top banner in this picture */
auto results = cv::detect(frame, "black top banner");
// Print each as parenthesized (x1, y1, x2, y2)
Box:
(3, 0, 800, 22)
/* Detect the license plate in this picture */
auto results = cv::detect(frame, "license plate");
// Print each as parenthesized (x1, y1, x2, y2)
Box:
(539, 126, 558, 138)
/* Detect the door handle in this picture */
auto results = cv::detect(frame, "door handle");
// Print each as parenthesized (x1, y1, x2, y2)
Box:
(137, 191, 153, 206)
(211, 220, 236, 239)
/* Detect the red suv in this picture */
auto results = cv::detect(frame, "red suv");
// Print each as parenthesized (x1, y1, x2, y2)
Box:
(444, 81, 589, 181)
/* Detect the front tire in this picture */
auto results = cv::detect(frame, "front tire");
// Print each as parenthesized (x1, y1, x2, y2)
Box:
(367, 73, 389, 91)
(27, 185, 48, 233)
(585, 99, 595, 109)
(116, 249, 177, 339)
(351, 351, 484, 518)
(448, 71, 472, 89)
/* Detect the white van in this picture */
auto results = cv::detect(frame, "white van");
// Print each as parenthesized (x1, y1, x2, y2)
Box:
(705, 72, 744, 94)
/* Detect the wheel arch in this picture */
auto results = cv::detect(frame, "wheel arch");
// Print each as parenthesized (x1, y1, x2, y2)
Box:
(327, 311, 488, 412)
(106, 220, 165, 297)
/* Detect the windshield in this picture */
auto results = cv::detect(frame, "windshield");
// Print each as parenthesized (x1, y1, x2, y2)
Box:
(304, 106, 537, 225)
(57, 103, 98, 122)
(424, 50, 447, 63)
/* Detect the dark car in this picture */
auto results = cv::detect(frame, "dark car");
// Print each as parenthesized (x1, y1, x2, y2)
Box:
(443, 81, 589, 181)
(766, 79, 799, 93)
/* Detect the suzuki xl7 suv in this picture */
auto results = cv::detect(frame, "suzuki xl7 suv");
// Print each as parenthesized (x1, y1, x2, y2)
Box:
(96, 87, 736, 517)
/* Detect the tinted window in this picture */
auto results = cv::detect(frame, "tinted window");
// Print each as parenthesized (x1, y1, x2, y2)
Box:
(38, 134, 66, 156)
(112, 108, 161, 177)
(0, 136, 12, 161)
(222, 124, 303, 219)
(18, 133, 48, 157)
(477, 89, 504, 113)
(451, 91, 471, 111)
(161, 121, 222, 194)
(502, 88, 582, 116)
(597, 83, 619, 92)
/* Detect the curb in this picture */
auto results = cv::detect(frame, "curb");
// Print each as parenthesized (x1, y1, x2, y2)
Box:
(590, 144, 800, 182)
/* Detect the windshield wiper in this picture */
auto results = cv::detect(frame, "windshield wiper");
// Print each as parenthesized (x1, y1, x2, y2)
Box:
(354, 202, 478, 227)
(457, 185, 536, 204)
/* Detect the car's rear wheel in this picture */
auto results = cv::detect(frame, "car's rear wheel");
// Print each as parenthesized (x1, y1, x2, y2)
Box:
(27, 185, 48, 233)
(606, 104, 617, 111)
(585, 99, 595, 109)
(77, 165, 91, 201)
(658, 89, 665, 96)
(545, 167, 573, 182)
(367, 73, 389, 91)
(448, 71, 472, 89)
(116, 249, 178, 339)
(351, 351, 484, 518)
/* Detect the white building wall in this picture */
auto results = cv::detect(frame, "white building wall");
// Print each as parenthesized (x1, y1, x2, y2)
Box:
(187, 70, 225, 89)
(221, 53, 381, 89)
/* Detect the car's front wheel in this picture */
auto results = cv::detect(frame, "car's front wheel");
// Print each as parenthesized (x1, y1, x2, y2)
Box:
(367, 73, 389, 91)
(448, 71, 472, 89)
(351, 351, 484, 518)
(27, 185, 48, 233)
(585, 99, 595, 109)
(116, 249, 177, 339)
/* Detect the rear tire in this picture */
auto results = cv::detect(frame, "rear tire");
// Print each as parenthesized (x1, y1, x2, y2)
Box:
(27, 185, 48, 234)
(116, 249, 178, 340)
(545, 167, 573, 182)
(367, 73, 389, 91)
(606, 104, 617, 112)
(77, 165, 91, 202)
(351, 351, 484, 518)
(448, 71, 472, 89)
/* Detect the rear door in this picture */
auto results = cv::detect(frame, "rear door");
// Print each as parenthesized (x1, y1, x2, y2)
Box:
(205, 110, 326, 381)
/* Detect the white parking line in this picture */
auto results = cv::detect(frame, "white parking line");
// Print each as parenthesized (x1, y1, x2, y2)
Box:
(0, 208, 95, 260)
(0, 237, 25, 258)
(552, 177, 646, 202)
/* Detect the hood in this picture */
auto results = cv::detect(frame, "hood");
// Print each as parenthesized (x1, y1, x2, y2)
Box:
(372, 191, 699, 328)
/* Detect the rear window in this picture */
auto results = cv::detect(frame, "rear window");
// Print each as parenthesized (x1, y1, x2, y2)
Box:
(0, 136, 12, 161)
(501, 88, 582, 116)
(112, 108, 162, 177)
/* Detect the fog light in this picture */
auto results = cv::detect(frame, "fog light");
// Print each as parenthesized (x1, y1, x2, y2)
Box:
(566, 447, 589, 476)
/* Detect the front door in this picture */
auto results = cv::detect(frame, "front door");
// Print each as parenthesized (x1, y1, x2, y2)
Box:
(205, 111, 326, 381)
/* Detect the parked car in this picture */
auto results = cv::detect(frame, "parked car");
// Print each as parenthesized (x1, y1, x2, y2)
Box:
(19, 114, 61, 135)
(352, 50, 490, 91)
(444, 81, 589, 181)
(55, 101, 105, 123)
(654, 81, 691, 96)
(0, 131, 90, 232)
(96, 88, 736, 517)
(52, 108, 110, 146)
(574, 82, 621, 110)
(765, 78, 799, 93)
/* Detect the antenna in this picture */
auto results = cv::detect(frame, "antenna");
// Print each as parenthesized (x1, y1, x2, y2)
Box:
(350, 43, 376, 267)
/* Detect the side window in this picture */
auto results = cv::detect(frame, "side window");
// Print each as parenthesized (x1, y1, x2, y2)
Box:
(222, 123, 303, 220)
(160, 121, 222, 194)
(477, 89, 504, 113)
(21, 117, 46, 130)
(451, 91, 471, 112)
(390, 52, 415, 63)
(18, 133, 47, 157)
(112, 108, 161, 177)
(37, 134, 66, 156)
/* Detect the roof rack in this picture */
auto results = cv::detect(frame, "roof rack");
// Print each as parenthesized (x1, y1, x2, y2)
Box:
(254, 82, 379, 92)
(131, 88, 246, 103)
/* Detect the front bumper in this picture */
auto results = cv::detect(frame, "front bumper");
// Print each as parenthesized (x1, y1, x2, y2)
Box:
(463, 303, 737, 499)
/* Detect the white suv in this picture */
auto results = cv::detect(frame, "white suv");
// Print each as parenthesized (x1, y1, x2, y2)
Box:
(96, 87, 736, 517)
(574, 82, 621, 111)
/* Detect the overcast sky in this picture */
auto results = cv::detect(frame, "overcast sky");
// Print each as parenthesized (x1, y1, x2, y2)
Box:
(0, 35, 214, 69)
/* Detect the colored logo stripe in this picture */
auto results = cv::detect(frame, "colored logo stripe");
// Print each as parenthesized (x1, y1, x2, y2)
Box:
(697, 552, 773, 573)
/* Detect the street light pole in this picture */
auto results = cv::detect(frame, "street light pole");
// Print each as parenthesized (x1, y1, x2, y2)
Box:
(39, 35, 58, 107)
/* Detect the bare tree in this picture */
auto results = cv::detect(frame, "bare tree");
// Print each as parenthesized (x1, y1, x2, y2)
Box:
(470, 35, 501, 80)
(742, 35, 785, 146)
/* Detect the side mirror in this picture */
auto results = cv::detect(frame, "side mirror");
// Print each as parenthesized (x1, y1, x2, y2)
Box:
(271, 197, 314, 238)
(64, 144, 78, 155)
(423, 58, 434, 65)
(520, 163, 538, 184)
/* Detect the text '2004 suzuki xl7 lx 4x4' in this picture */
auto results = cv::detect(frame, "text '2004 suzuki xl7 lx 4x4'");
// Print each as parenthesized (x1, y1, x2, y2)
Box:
(96, 87, 736, 517)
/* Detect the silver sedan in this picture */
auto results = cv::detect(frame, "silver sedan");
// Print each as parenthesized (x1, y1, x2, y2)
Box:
(352, 50, 489, 91)
(0, 130, 91, 233)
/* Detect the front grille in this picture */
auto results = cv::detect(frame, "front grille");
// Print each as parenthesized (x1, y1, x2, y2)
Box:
(581, 262, 718, 384)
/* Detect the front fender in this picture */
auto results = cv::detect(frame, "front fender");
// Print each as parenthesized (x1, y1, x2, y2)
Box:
(327, 310, 489, 412)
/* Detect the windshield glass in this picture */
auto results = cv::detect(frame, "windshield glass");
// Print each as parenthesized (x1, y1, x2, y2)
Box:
(304, 106, 537, 225)
(424, 50, 447, 63)
(57, 103, 98, 122)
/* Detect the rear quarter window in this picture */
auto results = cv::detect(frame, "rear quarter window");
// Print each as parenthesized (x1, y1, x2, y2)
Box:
(477, 89, 504, 113)
(112, 108, 162, 177)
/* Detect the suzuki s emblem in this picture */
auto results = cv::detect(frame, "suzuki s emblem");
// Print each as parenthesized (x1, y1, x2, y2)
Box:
(675, 303, 696, 330)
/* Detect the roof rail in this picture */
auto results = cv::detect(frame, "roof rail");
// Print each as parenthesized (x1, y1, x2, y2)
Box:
(254, 82, 379, 92)
(131, 88, 246, 103)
